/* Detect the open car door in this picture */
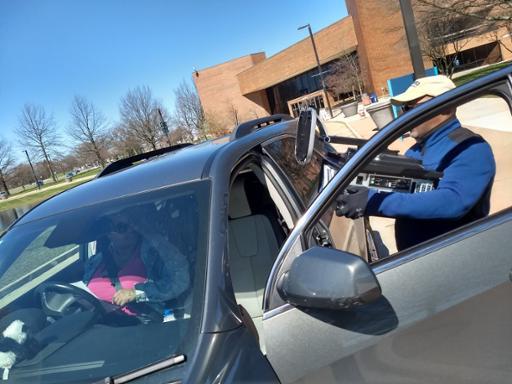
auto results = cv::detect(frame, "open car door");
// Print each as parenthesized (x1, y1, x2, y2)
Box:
(261, 66, 512, 384)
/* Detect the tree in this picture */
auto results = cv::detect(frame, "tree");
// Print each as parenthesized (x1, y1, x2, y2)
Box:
(109, 124, 146, 159)
(0, 138, 14, 196)
(119, 86, 164, 151)
(8, 164, 34, 190)
(34, 161, 51, 181)
(228, 103, 240, 126)
(68, 95, 109, 167)
(416, 0, 512, 55)
(73, 141, 110, 167)
(16, 104, 60, 182)
(173, 80, 207, 141)
(416, 7, 475, 77)
(325, 52, 364, 101)
(168, 125, 195, 144)
(204, 112, 231, 138)
(416, 0, 511, 23)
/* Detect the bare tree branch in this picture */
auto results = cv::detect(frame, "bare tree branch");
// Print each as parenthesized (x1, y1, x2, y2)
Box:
(325, 52, 364, 100)
(0, 138, 15, 196)
(119, 86, 163, 151)
(68, 95, 109, 167)
(173, 80, 207, 141)
(416, 0, 512, 23)
(416, 6, 478, 77)
(416, 0, 512, 56)
(109, 124, 146, 159)
(16, 104, 61, 181)
(8, 164, 34, 191)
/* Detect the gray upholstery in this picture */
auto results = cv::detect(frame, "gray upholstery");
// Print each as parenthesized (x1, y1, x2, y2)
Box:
(228, 178, 279, 322)
(229, 178, 252, 219)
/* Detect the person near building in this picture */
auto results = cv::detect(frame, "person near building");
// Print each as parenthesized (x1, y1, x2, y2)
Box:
(336, 75, 496, 251)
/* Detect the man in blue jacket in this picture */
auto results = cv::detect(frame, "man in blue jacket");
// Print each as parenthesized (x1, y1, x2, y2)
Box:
(336, 75, 496, 251)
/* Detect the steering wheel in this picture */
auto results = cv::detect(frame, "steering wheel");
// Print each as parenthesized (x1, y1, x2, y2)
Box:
(36, 282, 106, 318)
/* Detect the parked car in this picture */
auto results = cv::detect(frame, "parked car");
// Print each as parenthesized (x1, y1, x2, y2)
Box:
(65, 172, 74, 182)
(0, 66, 511, 384)
(0, 191, 8, 200)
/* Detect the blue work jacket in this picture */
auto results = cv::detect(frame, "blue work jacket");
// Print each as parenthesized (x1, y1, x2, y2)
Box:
(366, 118, 496, 250)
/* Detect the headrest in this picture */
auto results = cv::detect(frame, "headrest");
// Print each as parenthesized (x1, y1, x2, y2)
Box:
(229, 178, 251, 219)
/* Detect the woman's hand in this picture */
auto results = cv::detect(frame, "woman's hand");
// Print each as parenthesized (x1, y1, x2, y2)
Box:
(113, 289, 137, 306)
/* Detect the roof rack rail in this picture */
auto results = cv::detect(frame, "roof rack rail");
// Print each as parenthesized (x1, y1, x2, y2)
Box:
(97, 143, 193, 178)
(231, 114, 292, 140)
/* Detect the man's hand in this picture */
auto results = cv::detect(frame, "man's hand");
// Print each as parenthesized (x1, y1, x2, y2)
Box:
(113, 289, 137, 306)
(335, 186, 369, 219)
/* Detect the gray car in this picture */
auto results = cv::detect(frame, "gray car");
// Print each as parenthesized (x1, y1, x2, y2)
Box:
(0, 66, 511, 384)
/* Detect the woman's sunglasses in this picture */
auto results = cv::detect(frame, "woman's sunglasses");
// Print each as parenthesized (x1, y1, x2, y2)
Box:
(110, 221, 131, 234)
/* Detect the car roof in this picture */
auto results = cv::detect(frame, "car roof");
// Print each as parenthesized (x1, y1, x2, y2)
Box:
(15, 120, 296, 225)
(16, 139, 225, 224)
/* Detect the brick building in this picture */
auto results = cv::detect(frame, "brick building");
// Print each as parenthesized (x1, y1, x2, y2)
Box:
(194, 0, 512, 127)
(193, 53, 271, 127)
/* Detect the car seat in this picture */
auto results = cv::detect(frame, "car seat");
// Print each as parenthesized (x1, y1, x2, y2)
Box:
(228, 177, 279, 350)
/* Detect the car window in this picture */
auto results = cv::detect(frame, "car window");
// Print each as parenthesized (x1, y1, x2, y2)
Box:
(0, 180, 209, 383)
(263, 136, 323, 207)
(0, 227, 78, 298)
(317, 93, 512, 261)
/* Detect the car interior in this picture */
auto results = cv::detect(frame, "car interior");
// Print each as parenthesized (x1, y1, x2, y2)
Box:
(0, 186, 210, 382)
(227, 166, 291, 352)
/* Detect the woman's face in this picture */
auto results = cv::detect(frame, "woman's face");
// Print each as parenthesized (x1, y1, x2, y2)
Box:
(108, 216, 139, 251)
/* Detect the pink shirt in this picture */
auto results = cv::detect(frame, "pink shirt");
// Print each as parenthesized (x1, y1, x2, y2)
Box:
(88, 254, 147, 303)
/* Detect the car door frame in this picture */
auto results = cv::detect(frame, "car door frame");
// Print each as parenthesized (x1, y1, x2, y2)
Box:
(261, 67, 512, 383)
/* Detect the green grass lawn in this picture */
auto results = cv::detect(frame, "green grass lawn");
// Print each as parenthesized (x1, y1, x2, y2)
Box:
(454, 61, 512, 86)
(0, 178, 92, 212)
(9, 167, 100, 197)
(73, 167, 100, 179)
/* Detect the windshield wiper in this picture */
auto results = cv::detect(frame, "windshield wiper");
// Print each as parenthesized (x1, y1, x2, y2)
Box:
(98, 354, 186, 384)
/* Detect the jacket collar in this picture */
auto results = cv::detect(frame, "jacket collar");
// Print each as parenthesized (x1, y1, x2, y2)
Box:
(418, 118, 460, 149)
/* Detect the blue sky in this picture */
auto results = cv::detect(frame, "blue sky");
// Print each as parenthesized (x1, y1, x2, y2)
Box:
(0, 0, 348, 161)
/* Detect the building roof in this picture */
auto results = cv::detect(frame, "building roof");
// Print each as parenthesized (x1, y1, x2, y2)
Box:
(237, 16, 358, 94)
(195, 52, 266, 74)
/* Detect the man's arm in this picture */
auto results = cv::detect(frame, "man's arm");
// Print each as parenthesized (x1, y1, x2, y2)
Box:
(365, 140, 495, 220)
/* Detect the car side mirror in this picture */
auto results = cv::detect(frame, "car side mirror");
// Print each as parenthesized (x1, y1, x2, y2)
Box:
(295, 107, 317, 165)
(277, 247, 381, 310)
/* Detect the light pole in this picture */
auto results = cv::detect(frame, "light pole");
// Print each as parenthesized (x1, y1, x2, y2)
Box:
(298, 23, 333, 118)
(23, 150, 40, 189)
(156, 108, 172, 147)
(399, 0, 425, 79)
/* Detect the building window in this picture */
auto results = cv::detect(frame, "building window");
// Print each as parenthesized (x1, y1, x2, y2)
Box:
(441, 42, 502, 73)
(266, 63, 333, 114)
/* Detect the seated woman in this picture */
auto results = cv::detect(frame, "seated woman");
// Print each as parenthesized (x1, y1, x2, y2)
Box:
(82, 209, 190, 316)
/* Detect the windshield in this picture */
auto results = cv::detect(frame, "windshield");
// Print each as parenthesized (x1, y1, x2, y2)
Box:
(0, 180, 209, 383)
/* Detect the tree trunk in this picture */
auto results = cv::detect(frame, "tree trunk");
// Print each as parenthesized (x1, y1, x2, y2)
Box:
(90, 137, 106, 168)
(355, 72, 363, 100)
(0, 170, 10, 196)
(41, 148, 57, 182)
